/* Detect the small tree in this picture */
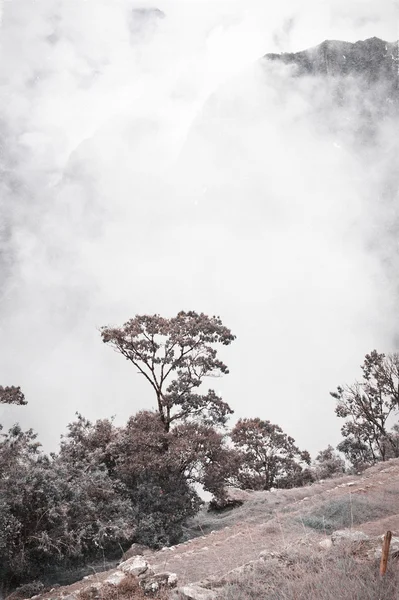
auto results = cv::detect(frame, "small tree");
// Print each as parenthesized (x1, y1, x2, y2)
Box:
(230, 418, 311, 491)
(331, 350, 399, 465)
(313, 445, 345, 480)
(100, 311, 235, 432)
(336, 436, 374, 472)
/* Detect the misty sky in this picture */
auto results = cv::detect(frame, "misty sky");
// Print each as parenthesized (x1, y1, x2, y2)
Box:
(0, 0, 398, 457)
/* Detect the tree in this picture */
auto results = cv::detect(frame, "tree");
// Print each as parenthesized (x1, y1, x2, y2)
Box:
(57, 413, 120, 477)
(58, 411, 222, 548)
(230, 418, 311, 491)
(0, 423, 133, 590)
(0, 385, 26, 405)
(336, 436, 374, 472)
(313, 445, 345, 480)
(100, 311, 235, 432)
(109, 411, 237, 544)
(331, 350, 399, 466)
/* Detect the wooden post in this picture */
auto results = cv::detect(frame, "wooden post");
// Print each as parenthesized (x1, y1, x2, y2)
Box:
(380, 530, 392, 576)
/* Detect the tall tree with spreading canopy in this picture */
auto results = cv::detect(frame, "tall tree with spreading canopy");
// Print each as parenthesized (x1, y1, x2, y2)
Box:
(100, 311, 236, 431)
(230, 418, 311, 491)
(331, 350, 399, 467)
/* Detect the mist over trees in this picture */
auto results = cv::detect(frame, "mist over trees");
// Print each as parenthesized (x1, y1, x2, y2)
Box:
(1, 312, 399, 593)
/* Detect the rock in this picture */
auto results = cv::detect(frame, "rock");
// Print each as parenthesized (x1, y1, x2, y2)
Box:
(167, 573, 179, 587)
(81, 583, 102, 599)
(331, 530, 369, 545)
(319, 538, 333, 550)
(371, 535, 399, 559)
(173, 585, 218, 600)
(104, 571, 127, 585)
(259, 550, 276, 559)
(119, 556, 149, 576)
(139, 572, 178, 594)
(227, 561, 256, 577)
(120, 543, 150, 562)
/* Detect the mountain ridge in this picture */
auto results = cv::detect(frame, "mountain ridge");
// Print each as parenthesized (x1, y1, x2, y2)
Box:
(263, 37, 399, 85)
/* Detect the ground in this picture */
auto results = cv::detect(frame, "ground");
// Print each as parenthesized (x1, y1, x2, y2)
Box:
(30, 459, 399, 599)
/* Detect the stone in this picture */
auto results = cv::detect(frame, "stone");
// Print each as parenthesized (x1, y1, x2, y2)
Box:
(120, 543, 150, 562)
(259, 550, 276, 559)
(119, 556, 149, 576)
(81, 583, 102, 599)
(139, 572, 178, 594)
(104, 571, 127, 585)
(331, 530, 369, 545)
(372, 535, 399, 559)
(319, 538, 333, 550)
(173, 585, 218, 600)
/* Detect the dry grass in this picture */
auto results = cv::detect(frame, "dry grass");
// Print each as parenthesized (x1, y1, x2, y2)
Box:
(217, 548, 399, 600)
(299, 493, 399, 534)
(78, 575, 168, 600)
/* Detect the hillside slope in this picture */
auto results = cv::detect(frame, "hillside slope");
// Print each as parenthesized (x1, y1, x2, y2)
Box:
(21, 458, 399, 599)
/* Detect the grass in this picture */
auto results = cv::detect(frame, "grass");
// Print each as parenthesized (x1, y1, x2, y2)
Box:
(217, 548, 399, 600)
(299, 492, 399, 534)
(183, 487, 315, 538)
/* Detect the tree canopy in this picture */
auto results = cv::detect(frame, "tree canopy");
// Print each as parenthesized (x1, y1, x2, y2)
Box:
(331, 350, 399, 467)
(230, 418, 311, 490)
(101, 311, 235, 431)
(0, 385, 26, 406)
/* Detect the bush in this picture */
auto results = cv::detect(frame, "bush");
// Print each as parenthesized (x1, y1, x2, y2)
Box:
(130, 473, 203, 548)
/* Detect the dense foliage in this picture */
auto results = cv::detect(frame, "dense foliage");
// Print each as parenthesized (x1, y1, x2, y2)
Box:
(230, 418, 312, 491)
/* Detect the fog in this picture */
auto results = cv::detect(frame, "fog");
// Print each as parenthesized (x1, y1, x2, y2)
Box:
(0, 0, 397, 455)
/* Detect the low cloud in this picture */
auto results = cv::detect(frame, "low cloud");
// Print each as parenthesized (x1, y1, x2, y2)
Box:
(0, 0, 398, 455)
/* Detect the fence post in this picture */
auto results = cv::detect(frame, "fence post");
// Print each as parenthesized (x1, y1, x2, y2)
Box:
(380, 530, 392, 576)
